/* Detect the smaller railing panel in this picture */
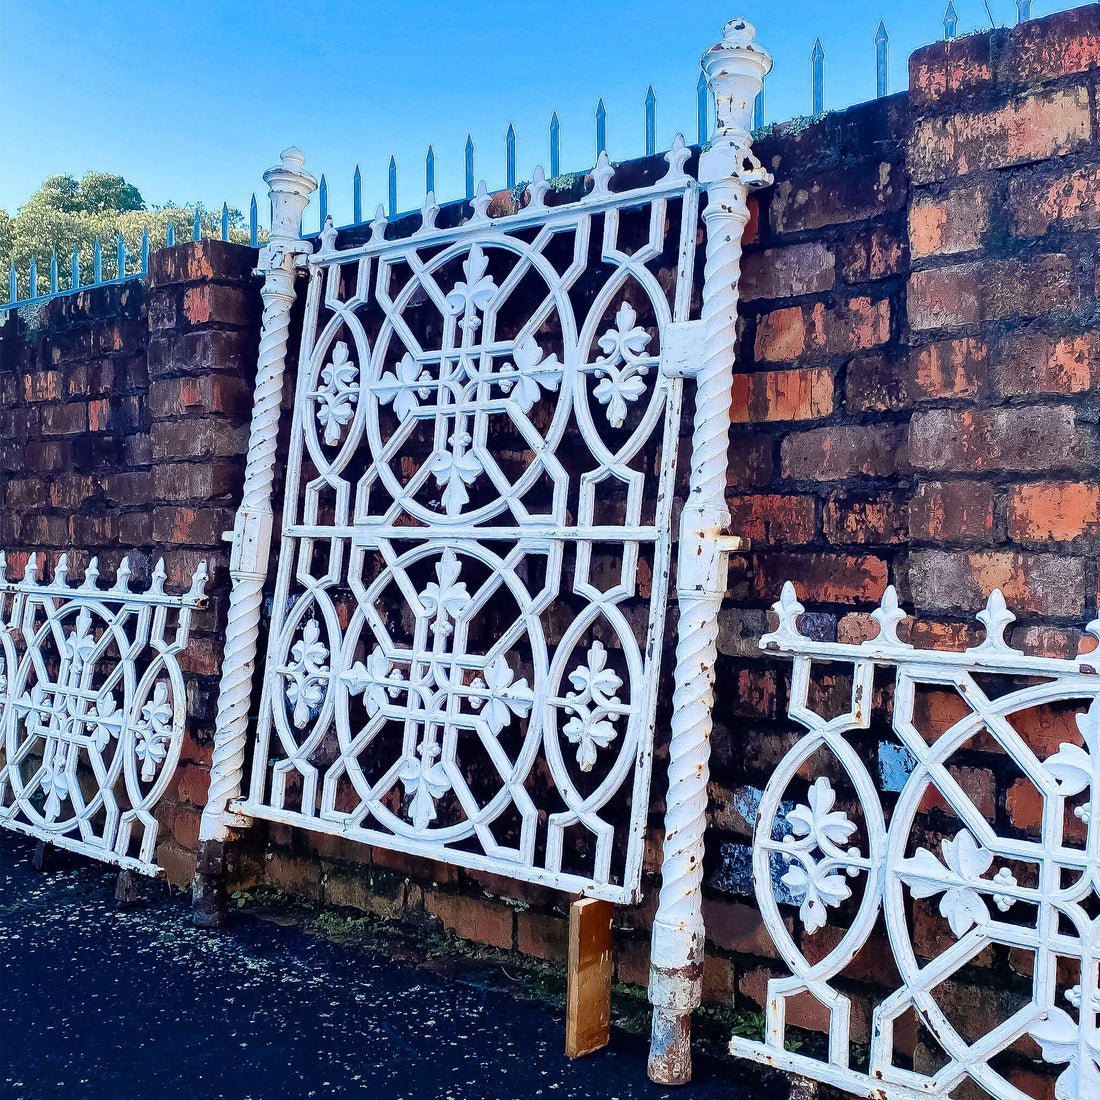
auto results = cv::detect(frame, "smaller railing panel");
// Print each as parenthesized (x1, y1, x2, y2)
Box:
(0, 553, 208, 875)
(734, 581, 1100, 1100)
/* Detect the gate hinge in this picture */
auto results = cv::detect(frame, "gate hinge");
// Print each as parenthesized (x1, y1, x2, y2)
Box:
(660, 320, 706, 379)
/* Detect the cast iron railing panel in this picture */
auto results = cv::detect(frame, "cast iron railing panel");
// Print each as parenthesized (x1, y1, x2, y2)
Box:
(0, 553, 208, 875)
(734, 581, 1100, 1100)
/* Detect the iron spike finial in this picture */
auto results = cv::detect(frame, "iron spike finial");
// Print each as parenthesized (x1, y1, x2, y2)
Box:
(944, 1, 958, 39)
(50, 251, 58, 294)
(388, 156, 397, 218)
(645, 84, 656, 156)
(29, 258, 37, 300)
(506, 123, 516, 189)
(875, 21, 889, 99)
(93, 237, 102, 284)
(318, 174, 328, 232)
(221, 201, 229, 241)
(811, 37, 825, 115)
(352, 165, 362, 225)
(71, 246, 80, 289)
(1016, 0, 1031, 21)
(193, 206, 201, 242)
(425, 145, 435, 197)
(549, 112, 560, 179)
(249, 194, 258, 246)
(141, 227, 149, 272)
(595, 97, 607, 159)
(465, 134, 474, 201)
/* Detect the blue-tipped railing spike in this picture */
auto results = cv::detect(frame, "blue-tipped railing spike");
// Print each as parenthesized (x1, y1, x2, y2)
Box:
(425, 146, 435, 197)
(166, 220, 175, 248)
(697, 71, 709, 145)
(595, 98, 607, 159)
(50, 252, 58, 294)
(550, 112, 560, 178)
(1016, 0, 1031, 20)
(221, 202, 229, 241)
(811, 37, 825, 115)
(318, 175, 328, 231)
(8, 263, 15, 304)
(28, 259, 37, 300)
(944, 1, 958, 39)
(876, 21, 889, 99)
(506, 124, 516, 189)
(465, 135, 474, 201)
(352, 167, 362, 225)
(193, 207, 201, 242)
(754, 87, 764, 130)
(93, 237, 102, 284)
(141, 227, 149, 272)
(645, 85, 656, 156)
(71, 247, 80, 290)
(249, 195, 258, 247)
(117, 232, 125, 278)
(388, 156, 397, 217)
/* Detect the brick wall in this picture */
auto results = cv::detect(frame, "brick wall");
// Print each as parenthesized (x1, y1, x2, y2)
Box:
(0, 240, 258, 883)
(4, 5, 1100, 1078)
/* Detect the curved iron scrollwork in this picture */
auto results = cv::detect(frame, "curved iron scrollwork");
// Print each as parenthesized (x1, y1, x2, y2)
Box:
(735, 581, 1100, 1100)
(0, 553, 208, 875)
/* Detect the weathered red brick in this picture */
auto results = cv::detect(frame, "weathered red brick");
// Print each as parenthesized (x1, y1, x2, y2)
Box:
(993, 332, 1094, 396)
(908, 550, 1086, 616)
(909, 33, 994, 109)
(910, 187, 990, 258)
(1009, 165, 1100, 238)
(727, 494, 816, 545)
(1008, 483, 1100, 543)
(837, 226, 907, 284)
(823, 493, 907, 545)
(740, 242, 835, 301)
(845, 353, 909, 413)
(909, 337, 988, 400)
(1001, 6, 1100, 85)
(769, 162, 904, 233)
(909, 88, 1092, 184)
(730, 367, 833, 422)
(909, 405, 1086, 473)
(807, 297, 891, 355)
(754, 552, 889, 605)
(782, 423, 908, 481)
(424, 890, 513, 950)
(753, 306, 805, 362)
(909, 481, 994, 542)
(908, 255, 1074, 331)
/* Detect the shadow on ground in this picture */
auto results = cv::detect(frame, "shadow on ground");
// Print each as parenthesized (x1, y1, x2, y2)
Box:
(0, 833, 787, 1100)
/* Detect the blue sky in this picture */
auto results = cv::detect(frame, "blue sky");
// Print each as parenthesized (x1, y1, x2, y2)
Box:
(0, 1, 1082, 231)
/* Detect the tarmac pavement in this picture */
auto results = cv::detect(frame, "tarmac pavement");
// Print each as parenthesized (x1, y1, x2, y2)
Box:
(0, 832, 787, 1100)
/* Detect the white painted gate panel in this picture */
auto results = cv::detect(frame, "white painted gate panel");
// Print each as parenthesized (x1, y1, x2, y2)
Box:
(237, 155, 699, 902)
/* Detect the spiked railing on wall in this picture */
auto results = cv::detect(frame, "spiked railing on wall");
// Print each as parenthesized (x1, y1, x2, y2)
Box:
(4, 198, 265, 313)
(876, 20, 889, 98)
(811, 37, 825, 114)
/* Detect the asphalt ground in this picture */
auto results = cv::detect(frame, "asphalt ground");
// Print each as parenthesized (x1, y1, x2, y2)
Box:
(0, 832, 787, 1100)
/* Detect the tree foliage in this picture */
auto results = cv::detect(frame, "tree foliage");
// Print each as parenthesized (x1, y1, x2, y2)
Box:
(2, 172, 258, 300)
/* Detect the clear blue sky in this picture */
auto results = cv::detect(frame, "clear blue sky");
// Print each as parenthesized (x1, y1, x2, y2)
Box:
(0, 1, 1083, 232)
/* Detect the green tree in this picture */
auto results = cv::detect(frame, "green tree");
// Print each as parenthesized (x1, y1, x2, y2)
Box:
(4, 172, 259, 300)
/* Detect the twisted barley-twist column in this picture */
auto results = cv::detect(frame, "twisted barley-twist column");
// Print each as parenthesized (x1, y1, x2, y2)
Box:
(200, 270, 295, 843)
(194, 150, 315, 927)
(648, 17, 770, 1085)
